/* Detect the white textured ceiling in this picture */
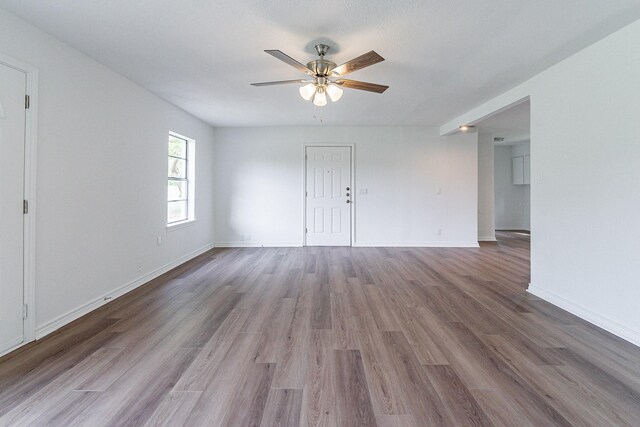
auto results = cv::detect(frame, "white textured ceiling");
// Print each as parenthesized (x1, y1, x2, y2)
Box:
(1, 1, 639, 127)
(478, 101, 530, 145)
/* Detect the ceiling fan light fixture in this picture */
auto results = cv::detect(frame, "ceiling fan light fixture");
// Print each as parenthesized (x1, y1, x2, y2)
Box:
(313, 89, 327, 107)
(326, 84, 343, 102)
(252, 44, 388, 110)
(299, 83, 316, 101)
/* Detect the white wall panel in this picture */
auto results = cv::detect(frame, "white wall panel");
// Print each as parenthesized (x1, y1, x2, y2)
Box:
(495, 143, 530, 230)
(0, 10, 216, 336)
(441, 19, 640, 345)
(477, 133, 495, 241)
(213, 127, 478, 247)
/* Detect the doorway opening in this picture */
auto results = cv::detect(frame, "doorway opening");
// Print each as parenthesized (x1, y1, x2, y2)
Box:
(476, 100, 531, 273)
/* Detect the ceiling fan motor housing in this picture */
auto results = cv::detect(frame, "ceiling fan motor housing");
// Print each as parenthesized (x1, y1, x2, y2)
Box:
(307, 43, 336, 77)
(307, 59, 336, 77)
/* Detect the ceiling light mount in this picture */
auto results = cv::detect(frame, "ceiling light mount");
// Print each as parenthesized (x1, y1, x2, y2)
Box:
(314, 43, 330, 58)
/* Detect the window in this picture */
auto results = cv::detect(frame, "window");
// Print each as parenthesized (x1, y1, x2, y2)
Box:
(167, 133, 195, 225)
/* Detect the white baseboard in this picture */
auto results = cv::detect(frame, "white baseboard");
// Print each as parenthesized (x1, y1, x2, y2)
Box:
(216, 241, 480, 248)
(353, 241, 480, 248)
(35, 243, 215, 340)
(496, 226, 531, 231)
(478, 236, 497, 242)
(214, 241, 303, 248)
(528, 284, 640, 347)
(0, 336, 26, 358)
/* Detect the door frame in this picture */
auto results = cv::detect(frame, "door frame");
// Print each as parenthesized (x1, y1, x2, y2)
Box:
(0, 52, 38, 352)
(302, 143, 356, 247)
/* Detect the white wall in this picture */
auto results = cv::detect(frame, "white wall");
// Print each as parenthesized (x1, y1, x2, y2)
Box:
(0, 10, 216, 338)
(440, 19, 640, 345)
(477, 133, 495, 240)
(529, 20, 640, 344)
(512, 143, 531, 230)
(494, 143, 530, 230)
(213, 127, 478, 247)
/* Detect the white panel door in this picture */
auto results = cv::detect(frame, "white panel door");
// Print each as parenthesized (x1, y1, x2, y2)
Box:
(306, 146, 351, 246)
(0, 63, 26, 354)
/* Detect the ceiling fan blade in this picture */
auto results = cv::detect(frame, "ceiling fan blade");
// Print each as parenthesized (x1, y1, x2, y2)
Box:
(335, 79, 389, 93)
(265, 50, 315, 75)
(251, 79, 310, 86)
(332, 51, 385, 77)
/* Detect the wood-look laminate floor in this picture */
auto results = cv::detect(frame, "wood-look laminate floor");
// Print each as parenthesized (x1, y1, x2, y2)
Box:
(1, 232, 640, 426)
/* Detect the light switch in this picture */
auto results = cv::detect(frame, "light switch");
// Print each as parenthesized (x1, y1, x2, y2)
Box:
(359, 188, 368, 195)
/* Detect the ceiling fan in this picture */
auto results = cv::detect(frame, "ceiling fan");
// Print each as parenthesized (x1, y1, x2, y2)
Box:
(251, 44, 389, 107)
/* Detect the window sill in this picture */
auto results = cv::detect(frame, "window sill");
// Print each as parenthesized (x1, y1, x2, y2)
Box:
(166, 219, 197, 232)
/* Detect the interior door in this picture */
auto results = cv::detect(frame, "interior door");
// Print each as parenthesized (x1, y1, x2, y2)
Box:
(0, 63, 27, 354)
(305, 146, 351, 246)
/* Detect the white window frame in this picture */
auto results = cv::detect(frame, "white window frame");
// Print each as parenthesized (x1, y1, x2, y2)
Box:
(167, 132, 196, 228)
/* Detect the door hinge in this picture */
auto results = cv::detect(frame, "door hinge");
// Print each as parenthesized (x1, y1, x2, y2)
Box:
(25, 95, 30, 109)
(305, 191, 308, 197)
(23, 200, 29, 214)
(23, 304, 28, 319)
(305, 228, 308, 233)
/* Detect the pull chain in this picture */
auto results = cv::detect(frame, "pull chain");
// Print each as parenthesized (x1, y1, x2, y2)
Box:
(313, 104, 324, 124)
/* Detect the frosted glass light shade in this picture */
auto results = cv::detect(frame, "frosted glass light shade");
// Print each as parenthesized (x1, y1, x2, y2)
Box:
(299, 83, 316, 101)
(313, 90, 327, 107)
(326, 84, 343, 102)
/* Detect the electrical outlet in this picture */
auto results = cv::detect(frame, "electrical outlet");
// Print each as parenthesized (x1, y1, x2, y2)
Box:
(359, 188, 368, 195)
(136, 262, 142, 272)
(246, 235, 251, 241)
(240, 235, 245, 241)
(157, 236, 162, 246)
(437, 228, 442, 235)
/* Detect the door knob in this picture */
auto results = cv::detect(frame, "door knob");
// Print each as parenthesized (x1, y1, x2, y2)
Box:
(346, 187, 350, 191)
(346, 200, 351, 203)
(346, 193, 350, 197)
